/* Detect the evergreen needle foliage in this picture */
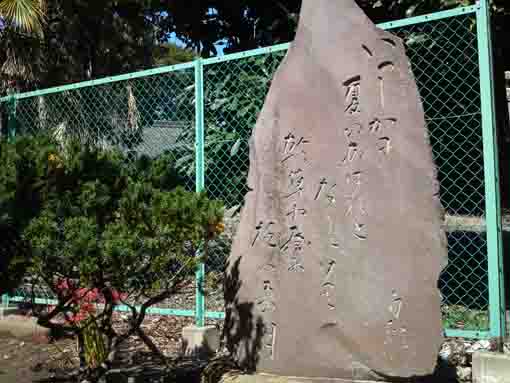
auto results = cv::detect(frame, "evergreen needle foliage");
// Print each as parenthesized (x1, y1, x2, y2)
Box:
(0, 134, 224, 381)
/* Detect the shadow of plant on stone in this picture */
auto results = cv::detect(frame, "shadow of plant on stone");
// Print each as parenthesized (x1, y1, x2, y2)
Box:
(222, 256, 265, 374)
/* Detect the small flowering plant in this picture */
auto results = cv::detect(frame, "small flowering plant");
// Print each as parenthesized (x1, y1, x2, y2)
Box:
(53, 278, 127, 325)
(50, 278, 129, 368)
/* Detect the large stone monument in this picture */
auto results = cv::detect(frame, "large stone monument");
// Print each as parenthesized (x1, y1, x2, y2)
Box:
(224, 0, 447, 381)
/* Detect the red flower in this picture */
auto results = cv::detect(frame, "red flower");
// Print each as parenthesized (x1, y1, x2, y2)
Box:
(53, 282, 128, 325)
(111, 290, 127, 303)
(80, 303, 96, 314)
(73, 288, 100, 304)
(69, 310, 88, 324)
(55, 278, 71, 292)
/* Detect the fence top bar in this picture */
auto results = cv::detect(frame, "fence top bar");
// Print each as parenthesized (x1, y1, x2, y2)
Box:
(202, 42, 291, 66)
(378, 4, 478, 30)
(0, 5, 478, 103)
(202, 5, 481, 67)
(0, 60, 197, 102)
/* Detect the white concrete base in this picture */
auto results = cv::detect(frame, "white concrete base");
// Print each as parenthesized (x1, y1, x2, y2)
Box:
(220, 374, 387, 383)
(472, 351, 510, 383)
(0, 307, 50, 340)
(181, 325, 220, 357)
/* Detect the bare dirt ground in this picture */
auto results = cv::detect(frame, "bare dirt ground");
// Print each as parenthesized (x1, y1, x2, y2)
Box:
(0, 332, 70, 383)
(0, 314, 223, 383)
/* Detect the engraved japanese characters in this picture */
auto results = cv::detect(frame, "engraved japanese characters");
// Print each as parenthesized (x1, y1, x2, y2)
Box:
(225, 0, 447, 381)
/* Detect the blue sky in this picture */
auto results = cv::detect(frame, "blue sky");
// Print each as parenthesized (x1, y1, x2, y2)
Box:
(166, 8, 226, 57)
(168, 32, 226, 56)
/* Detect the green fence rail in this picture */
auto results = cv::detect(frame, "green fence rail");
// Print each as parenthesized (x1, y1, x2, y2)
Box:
(0, 3, 505, 340)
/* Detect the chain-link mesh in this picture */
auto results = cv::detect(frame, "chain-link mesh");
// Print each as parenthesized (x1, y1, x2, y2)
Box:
(390, 15, 489, 331)
(15, 69, 196, 192)
(202, 14, 490, 331)
(202, 52, 287, 312)
(0, 11, 496, 333)
(7, 69, 199, 310)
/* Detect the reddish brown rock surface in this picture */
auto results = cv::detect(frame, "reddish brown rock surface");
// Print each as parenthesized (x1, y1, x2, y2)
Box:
(224, 0, 447, 381)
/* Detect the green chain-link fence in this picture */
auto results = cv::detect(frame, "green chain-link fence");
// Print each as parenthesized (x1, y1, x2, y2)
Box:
(0, 3, 505, 339)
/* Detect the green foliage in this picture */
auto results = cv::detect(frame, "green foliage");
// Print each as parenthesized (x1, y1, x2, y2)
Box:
(442, 305, 490, 331)
(1, 0, 509, 97)
(128, 152, 187, 191)
(0, 135, 223, 378)
(0, 219, 31, 295)
(18, 136, 223, 289)
(0, 136, 58, 294)
(154, 0, 510, 56)
(171, 53, 282, 207)
(0, 135, 57, 227)
(154, 43, 197, 67)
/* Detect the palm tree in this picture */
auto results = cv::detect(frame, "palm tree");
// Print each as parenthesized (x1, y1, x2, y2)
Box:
(0, 0, 45, 34)
(0, 0, 46, 93)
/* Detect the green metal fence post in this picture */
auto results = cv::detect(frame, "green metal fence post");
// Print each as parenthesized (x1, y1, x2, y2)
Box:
(477, 0, 507, 340)
(1, 294, 9, 310)
(195, 58, 206, 327)
(1, 94, 16, 311)
(7, 94, 16, 142)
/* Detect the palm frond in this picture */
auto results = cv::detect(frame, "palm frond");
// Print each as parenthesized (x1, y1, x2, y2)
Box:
(0, 27, 43, 82)
(0, 0, 45, 33)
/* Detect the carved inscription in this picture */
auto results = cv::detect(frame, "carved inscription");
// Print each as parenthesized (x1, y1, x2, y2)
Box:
(257, 265, 277, 360)
(342, 73, 369, 241)
(369, 118, 396, 157)
(342, 143, 363, 164)
(314, 177, 337, 205)
(256, 280, 276, 314)
(281, 131, 310, 165)
(368, 117, 396, 134)
(344, 76, 361, 115)
(389, 289, 403, 319)
(378, 75, 385, 110)
(338, 49, 402, 241)
(384, 290, 408, 350)
(320, 258, 337, 314)
(385, 322, 409, 351)
(280, 225, 308, 272)
(286, 203, 307, 222)
(342, 118, 397, 160)
(381, 38, 397, 48)
(376, 137, 392, 155)
(362, 44, 373, 57)
(278, 131, 311, 271)
(283, 168, 305, 199)
(252, 224, 310, 272)
(344, 122, 363, 140)
(252, 221, 278, 247)
(344, 170, 368, 241)
(378, 61, 395, 72)
(262, 322, 277, 360)
(375, 51, 397, 134)
(377, 61, 394, 110)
